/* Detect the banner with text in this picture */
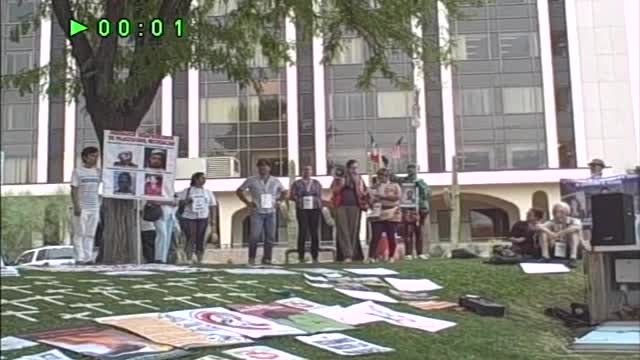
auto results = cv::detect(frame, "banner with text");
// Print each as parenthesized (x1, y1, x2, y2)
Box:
(102, 130, 179, 200)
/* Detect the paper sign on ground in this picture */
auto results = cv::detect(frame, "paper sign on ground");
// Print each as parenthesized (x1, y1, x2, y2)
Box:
(407, 301, 460, 311)
(103, 271, 161, 276)
(303, 274, 328, 282)
(305, 281, 333, 289)
(296, 333, 394, 356)
(194, 356, 231, 360)
(388, 289, 436, 301)
(223, 269, 298, 275)
(223, 346, 307, 360)
(309, 306, 382, 326)
(96, 312, 250, 348)
(346, 301, 456, 333)
(275, 297, 327, 312)
(519, 263, 570, 274)
(294, 268, 344, 275)
(27, 326, 188, 360)
(343, 268, 399, 276)
(14, 350, 74, 360)
(335, 277, 389, 287)
(335, 288, 398, 303)
(167, 308, 305, 339)
(1, 336, 38, 351)
(384, 278, 442, 292)
(231, 303, 353, 333)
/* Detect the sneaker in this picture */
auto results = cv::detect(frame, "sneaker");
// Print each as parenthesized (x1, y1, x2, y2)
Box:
(248, 258, 256, 266)
(567, 259, 578, 269)
(344, 258, 352, 263)
(262, 259, 272, 265)
(405, 255, 414, 261)
(388, 257, 396, 263)
(312, 258, 319, 264)
(418, 254, 430, 260)
(366, 258, 377, 264)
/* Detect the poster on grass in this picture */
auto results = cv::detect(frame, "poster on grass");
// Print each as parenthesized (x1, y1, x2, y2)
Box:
(295, 333, 394, 356)
(26, 326, 188, 360)
(96, 313, 251, 348)
(102, 130, 179, 201)
(223, 346, 307, 360)
(13, 350, 74, 360)
(231, 303, 354, 333)
(166, 308, 305, 339)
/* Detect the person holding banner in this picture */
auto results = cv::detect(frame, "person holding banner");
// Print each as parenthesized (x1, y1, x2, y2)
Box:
(290, 165, 323, 263)
(393, 164, 432, 260)
(236, 159, 286, 265)
(178, 172, 217, 264)
(368, 168, 402, 262)
(71, 147, 102, 265)
(536, 202, 587, 268)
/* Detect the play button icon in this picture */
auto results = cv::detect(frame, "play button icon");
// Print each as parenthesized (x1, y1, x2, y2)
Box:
(69, 19, 89, 37)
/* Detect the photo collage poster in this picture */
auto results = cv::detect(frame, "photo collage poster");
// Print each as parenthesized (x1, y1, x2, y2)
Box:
(102, 130, 179, 201)
(560, 174, 640, 242)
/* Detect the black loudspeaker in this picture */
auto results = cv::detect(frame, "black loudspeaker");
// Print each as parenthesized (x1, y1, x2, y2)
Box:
(591, 192, 635, 246)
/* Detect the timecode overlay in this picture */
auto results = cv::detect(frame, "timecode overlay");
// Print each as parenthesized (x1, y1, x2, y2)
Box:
(69, 18, 185, 38)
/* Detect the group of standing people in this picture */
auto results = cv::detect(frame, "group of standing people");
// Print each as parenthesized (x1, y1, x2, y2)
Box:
(71, 146, 431, 266)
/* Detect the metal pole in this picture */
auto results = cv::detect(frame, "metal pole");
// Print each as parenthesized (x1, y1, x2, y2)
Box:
(449, 155, 461, 250)
(136, 200, 142, 265)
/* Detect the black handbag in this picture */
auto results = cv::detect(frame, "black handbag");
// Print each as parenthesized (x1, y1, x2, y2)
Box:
(142, 202, 163, 222)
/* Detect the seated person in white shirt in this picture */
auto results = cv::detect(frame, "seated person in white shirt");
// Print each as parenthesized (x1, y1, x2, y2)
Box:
(536, 202, 589, 268)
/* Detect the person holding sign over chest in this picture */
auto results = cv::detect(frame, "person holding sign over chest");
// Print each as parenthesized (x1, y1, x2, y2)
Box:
(236, 159, 286, 265)
(290, 165, 323, 263)
(178, 172, 217, 264)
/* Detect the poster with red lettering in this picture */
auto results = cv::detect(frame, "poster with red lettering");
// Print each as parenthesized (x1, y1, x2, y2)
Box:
(102, 130, 179, 201)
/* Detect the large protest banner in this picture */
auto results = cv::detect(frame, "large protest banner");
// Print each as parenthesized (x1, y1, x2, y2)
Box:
(102, 130, 179, 201)
(560, 174, 640, 243)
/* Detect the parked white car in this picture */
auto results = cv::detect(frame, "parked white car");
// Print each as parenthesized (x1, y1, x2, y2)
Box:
(15, 246, 76, 267)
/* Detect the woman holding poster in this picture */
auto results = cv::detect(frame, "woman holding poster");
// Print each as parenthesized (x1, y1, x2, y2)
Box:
(178, 172, 217, 264)
(368, 168, 402, 262)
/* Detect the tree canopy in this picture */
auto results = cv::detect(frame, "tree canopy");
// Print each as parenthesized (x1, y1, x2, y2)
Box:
(3, 0, 469, 145)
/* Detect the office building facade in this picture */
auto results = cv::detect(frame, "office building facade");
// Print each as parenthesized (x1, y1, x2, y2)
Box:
(2, 0, 639, 249)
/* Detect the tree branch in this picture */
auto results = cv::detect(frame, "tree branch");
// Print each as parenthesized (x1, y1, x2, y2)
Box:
(50, 0, 94, 72)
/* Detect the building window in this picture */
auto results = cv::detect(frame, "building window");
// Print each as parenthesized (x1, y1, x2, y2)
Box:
(502, 87, 542, 114)
(2, 104, 34, 130)
(377, 91, 411, 118)
(507, 144, 544, 169)
(453, 34, 491, 60)
(330, 93, 365, 119)
(5, 1, 35, 23)
(331, 38, 364, 65)
(470, 209, 509, 240)
(462, 149, 493, 171)
(200, 97, 240, 123)
(457, 88, 492, 116)
(499, 33, 539, 58)
(247, 95, 285, 122)
(3, 52, 33, 75)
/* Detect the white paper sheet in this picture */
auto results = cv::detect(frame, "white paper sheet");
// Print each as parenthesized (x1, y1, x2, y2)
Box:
(309, 306, 382, 326)
(519, 263, 570, 274)
(275, 297, 327, 311)
(344, 268, 399, 276)
(305, 281, 334, 289)
(346, 301, 457, 333)
(293, 268, 343, 275)
(224, 269, 298, 275)
(194, 356, 231, 360)
(14, 350, 74, 360)
(335, 288, 398, 303)
(295, 333, 394, 356)
(303, 274, 328, 282)
(260, 194, 274, 209)
(384, 278, 442, 292)
(224, 346, 307, 360)
(102, 271, 161, 276)
(1, 336, 37, 351)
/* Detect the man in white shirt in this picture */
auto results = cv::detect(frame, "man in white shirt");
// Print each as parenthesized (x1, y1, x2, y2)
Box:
(537, 202, 589, 268)
(71, 147, 101, 264)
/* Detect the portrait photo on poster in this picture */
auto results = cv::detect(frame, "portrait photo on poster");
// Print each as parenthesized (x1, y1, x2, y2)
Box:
(114, 171, 136, 195)
(144, 174, 164, 197)
(400, 184, 418, 208)
(144, 148, 167, 171)
(113, 150, 139, 168)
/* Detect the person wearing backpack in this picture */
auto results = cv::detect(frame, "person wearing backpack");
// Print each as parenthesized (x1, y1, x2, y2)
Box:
(177, 172, 217, 264)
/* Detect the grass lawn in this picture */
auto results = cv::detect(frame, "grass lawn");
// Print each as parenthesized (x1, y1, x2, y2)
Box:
(0, 259, 634, 360)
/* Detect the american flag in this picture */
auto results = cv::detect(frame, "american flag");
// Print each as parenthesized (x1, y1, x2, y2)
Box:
(391, 136, 404, 159)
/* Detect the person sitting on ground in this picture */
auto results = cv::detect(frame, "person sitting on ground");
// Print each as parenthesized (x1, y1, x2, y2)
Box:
(508, 208, 544, 258)
(536, 202, 589, 268)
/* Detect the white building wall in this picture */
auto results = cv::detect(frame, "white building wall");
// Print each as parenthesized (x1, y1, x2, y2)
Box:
(571, 0, 640, 172)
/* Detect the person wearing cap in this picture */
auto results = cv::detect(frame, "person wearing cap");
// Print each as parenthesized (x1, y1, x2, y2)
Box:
(588, 159, 606, 178)
(146, 149, 167, 170)
(392, 164, 432, 260)
(113, 151, 137, 168)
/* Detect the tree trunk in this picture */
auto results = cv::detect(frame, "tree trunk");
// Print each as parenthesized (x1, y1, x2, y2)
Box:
(101, 198, 139, 264)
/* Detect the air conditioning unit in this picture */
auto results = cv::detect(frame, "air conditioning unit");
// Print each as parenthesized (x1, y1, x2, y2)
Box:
(205, 157, 240, 178)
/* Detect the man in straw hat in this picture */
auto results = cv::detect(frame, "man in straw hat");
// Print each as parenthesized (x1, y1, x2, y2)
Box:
(588, 158, 607, 178)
